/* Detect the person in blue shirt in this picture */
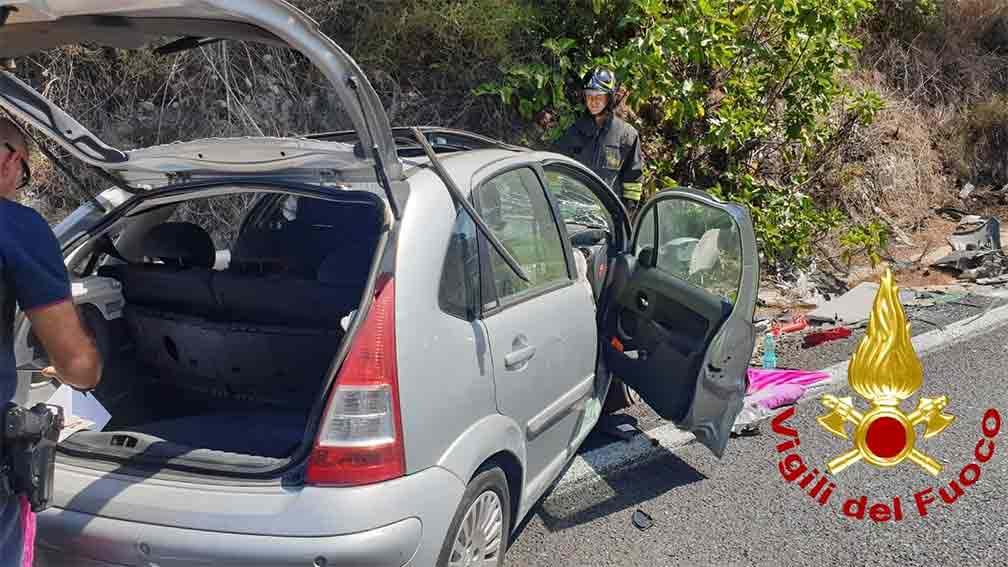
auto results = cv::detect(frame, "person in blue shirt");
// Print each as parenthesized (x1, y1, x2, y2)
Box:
(0, 117, 101, 565)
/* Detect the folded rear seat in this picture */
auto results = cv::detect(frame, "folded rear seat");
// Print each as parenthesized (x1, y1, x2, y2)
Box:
(99, 222, 220, 318)
(106, 221, 373, 401)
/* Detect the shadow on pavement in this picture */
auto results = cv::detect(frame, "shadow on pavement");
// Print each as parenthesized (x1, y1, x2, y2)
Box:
(513, 445, 706, 538)
(576, 412, 643, 453)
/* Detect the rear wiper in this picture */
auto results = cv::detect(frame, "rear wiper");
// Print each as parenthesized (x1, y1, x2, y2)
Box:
(410, 127, 531, 283)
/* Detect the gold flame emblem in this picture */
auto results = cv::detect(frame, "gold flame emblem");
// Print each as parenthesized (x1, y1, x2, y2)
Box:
(817, 270, 954, 476)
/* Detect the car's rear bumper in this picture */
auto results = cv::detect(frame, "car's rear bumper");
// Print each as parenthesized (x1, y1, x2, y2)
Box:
(36, 514, 421, 567)
(34, 464, 464, 566)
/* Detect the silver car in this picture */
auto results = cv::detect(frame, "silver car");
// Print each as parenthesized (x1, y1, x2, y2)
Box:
(3, 2, 759, 566)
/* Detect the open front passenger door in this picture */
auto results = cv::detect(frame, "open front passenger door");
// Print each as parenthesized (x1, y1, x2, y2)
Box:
(601, 188, 758, 457)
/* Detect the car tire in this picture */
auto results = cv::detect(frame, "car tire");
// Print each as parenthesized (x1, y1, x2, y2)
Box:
(436, 465, 511, 567)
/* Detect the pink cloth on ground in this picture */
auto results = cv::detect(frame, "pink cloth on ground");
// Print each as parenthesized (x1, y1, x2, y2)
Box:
(755, 383, 808, 409)
(746, 368, 830, 395)
(19, 495, 34, 567)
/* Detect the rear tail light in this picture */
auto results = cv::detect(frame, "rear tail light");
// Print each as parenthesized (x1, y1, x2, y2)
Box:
(306, 275, 404, 486)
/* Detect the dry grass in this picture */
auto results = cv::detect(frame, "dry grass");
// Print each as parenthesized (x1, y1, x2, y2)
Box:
(808, 70, 948, 243)
(863, 1, 1008, 105)
(11, 0, 539, 218)
(803, 0, 1008, 276)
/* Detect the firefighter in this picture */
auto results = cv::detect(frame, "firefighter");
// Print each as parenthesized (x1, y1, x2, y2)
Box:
(553, 67, 644, 216)
(554, 68, 645, 418)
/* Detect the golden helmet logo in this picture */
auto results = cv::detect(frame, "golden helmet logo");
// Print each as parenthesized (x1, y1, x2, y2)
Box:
(817, 269, 955, 476)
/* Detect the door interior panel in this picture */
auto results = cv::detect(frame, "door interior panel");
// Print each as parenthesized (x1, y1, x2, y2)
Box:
(603, 256, 731, 422)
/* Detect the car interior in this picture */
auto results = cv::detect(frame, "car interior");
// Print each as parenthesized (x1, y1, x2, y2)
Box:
(600, 207, 741, 423)
(32, 191, 384, 465)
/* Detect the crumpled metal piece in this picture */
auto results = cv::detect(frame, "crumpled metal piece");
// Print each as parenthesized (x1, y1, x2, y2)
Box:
(959, 252, 1008, 281)
(948, 216, 1001, 252)
(931, 249, 996, 272)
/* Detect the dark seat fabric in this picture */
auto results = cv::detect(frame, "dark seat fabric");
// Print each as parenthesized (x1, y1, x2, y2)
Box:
(131, 411, 308, 458)
(97, 222, 220, 318)
(100, 264, 219, 317)
(142, 222, 217, 268)
(101, 215, 373, 326)
(229, 228, 300, 275)
(212, 271, 359, 327)
(231, 198, 382, 279)
(125, 304, 341, 396)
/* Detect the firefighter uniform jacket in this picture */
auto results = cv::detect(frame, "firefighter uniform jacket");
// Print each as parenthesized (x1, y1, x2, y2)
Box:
(552, 113, 644, 201)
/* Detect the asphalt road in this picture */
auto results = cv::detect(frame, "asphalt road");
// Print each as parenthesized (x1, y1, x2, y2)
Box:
(504, 318, 1008, 566)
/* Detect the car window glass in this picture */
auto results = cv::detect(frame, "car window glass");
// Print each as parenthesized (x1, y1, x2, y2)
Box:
(439, 211, 481, 319)
(476, 168, 568, 304)
(543, 170, 614, 234)
(53, 202, 106, 247)
(169, 193, 257, 249)
(636, 198, 742, 303)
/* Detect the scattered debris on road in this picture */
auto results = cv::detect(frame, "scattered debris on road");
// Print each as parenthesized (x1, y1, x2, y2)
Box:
(802, 327, 852, 349)
(731, 423, 760, 438)
(928, 213, 1008, 285)
(807, 282, 913, 326)
(632, 509, 654, 531)
(947, 215, 1000, 252)
(747, 368, 831, 393)
(775, 315, 809, 335)
(902, 290, 969, 307)
(959, 183, 976, 199)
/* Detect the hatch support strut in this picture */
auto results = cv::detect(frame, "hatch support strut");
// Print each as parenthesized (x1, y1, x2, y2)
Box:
(410, 127, 530, 283)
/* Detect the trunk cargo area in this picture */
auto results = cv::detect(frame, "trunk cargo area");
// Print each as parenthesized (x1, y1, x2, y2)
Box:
(40, 194, 384, 471)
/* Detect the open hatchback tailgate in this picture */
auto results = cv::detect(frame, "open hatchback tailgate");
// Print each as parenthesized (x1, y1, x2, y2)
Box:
(0, 0, 403, 182)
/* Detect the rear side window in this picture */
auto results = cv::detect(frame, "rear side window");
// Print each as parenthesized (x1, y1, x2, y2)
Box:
(439, 211, 481, 319)
(475, 168, 569, 306)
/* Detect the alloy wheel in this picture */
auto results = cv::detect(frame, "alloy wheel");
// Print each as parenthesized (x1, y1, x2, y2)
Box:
(447, 490, 504, 567)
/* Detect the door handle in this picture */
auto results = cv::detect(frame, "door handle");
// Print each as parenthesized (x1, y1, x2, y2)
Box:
(504, 345, 537, 369)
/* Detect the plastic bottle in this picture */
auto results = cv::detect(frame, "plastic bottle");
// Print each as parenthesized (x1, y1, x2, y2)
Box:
(762, 330, 777, 369)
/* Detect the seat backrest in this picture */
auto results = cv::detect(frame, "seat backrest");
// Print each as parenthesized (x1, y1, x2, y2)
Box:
(142, 222, 216, 268)
(232, 198, 380, 278)
(100, 222, 220, 317)
(213, 271, 359, 327)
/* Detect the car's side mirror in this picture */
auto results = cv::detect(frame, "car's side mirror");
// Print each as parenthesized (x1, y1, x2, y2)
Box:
(638, 246, 657, 269)
(570, 228, 608, 248)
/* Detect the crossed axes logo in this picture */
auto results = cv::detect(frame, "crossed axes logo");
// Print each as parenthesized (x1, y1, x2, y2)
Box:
(817, 270, 955, 476)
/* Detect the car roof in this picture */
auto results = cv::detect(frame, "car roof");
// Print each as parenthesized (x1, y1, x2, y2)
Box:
(403, 148, 584, 198)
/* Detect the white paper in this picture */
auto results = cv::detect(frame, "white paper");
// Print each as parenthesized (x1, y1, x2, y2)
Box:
(46, 385, 112, 442)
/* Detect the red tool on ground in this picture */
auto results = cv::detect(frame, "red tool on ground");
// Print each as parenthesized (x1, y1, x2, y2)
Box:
(775, 314, 809, 335)
(802, 326, 852, 348)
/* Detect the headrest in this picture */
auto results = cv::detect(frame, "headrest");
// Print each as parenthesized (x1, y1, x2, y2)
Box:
(296, 198, 346, 228)
(142, 222, 215, 268)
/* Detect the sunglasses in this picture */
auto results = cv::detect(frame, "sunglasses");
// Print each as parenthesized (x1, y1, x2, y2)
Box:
(4, 142, 30, 190)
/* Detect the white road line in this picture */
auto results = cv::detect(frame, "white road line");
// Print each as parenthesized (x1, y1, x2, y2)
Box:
(551, 297, 1008, 496)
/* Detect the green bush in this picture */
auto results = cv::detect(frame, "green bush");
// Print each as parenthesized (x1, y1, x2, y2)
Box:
(476, 0, 884, 266)
(841, 221, 890, 268)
